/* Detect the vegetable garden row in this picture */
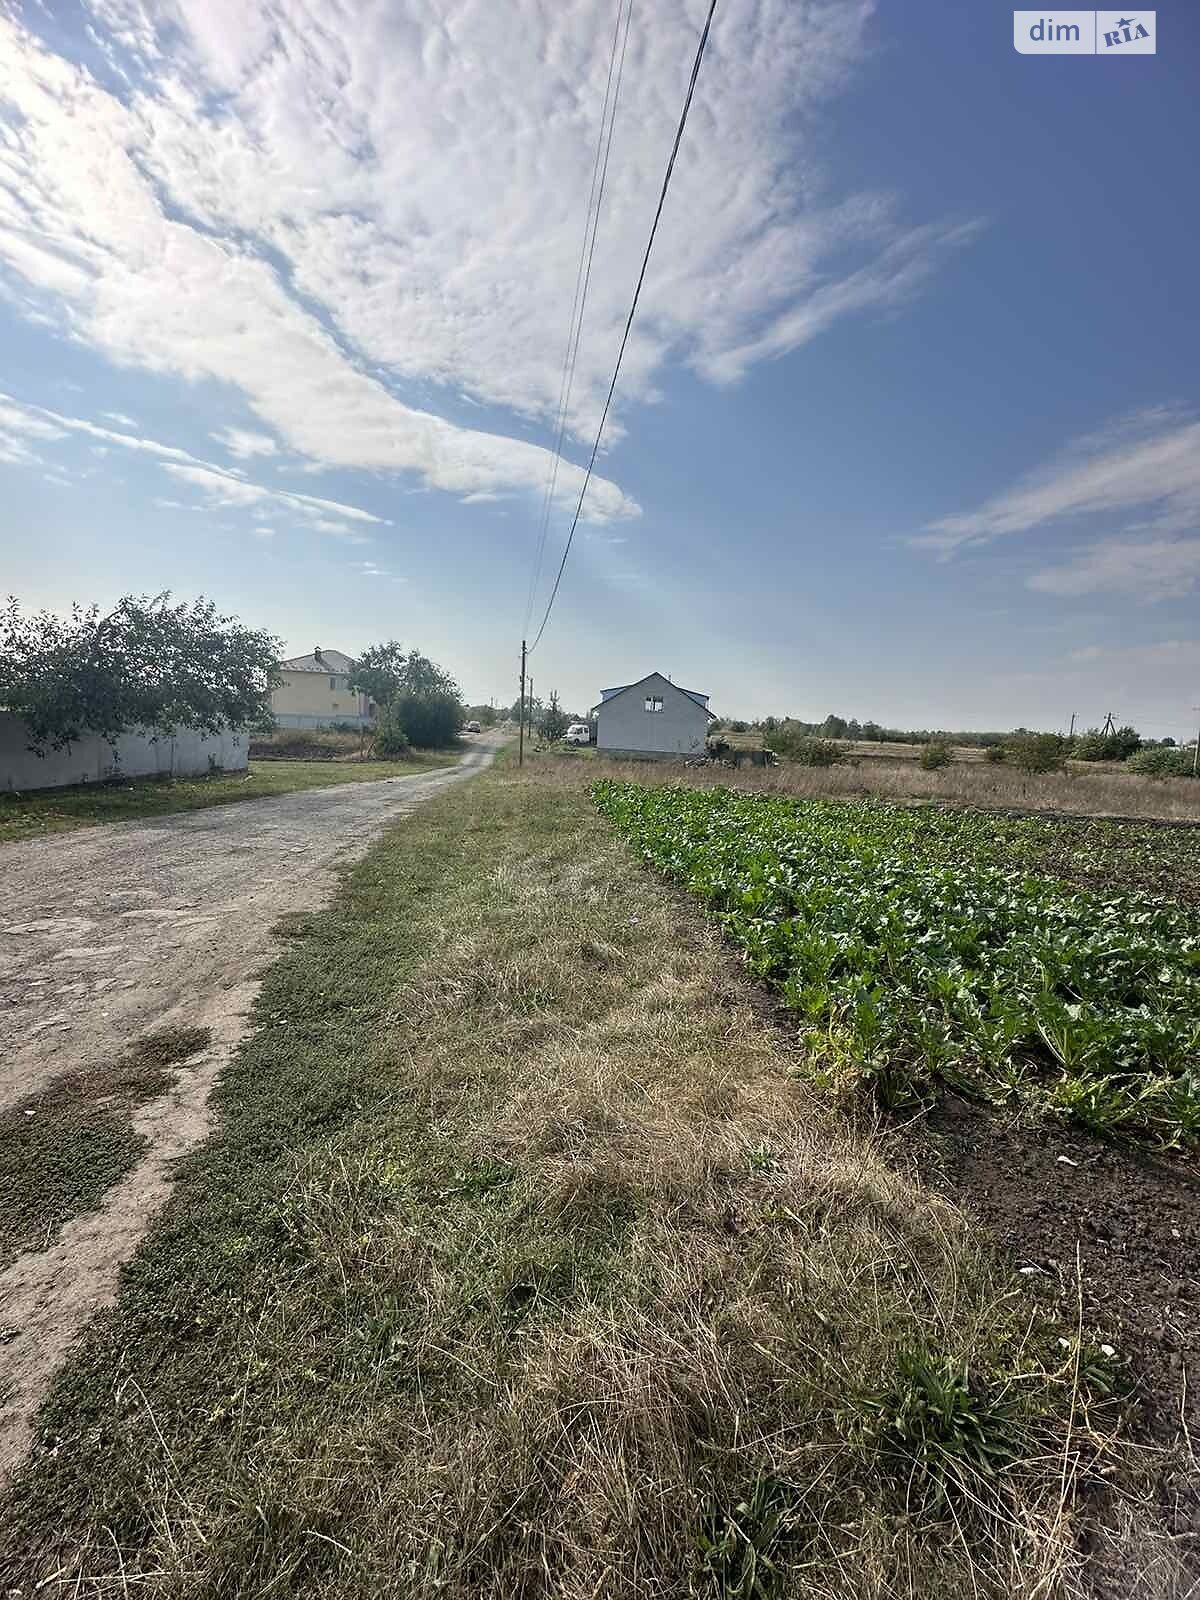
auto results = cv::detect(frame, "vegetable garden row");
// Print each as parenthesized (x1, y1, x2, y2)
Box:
(593, 780, 1200, 1144)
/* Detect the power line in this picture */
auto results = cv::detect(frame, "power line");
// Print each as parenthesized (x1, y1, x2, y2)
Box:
(528, 0, 719, 654)
(522, 0, 634, 636)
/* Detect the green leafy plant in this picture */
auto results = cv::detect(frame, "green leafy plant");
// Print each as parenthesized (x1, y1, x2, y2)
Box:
(857, 1347, 1022, 1512)
(695, 1473, 789, 1598)
(592, 780, 1200, 1145)
(919, 740, 951, 771)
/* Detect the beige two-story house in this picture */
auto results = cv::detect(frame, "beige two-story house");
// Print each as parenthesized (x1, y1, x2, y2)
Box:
(271, 648, 375, 729)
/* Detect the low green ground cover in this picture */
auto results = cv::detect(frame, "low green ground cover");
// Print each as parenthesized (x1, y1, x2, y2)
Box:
(594, 781, 1200, 1143)
(0, 1027, 211, 1267)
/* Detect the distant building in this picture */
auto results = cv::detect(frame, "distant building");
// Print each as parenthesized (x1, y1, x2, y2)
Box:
(271, 647, 375, 729)
(591, 671, 715, 759)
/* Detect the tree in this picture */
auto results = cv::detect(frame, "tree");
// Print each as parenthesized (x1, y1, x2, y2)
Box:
(0, 593, 281, 753)
(348, 640, 464, 748)
(820, 714, 848, 740)
(349, 641, 461, 709)
(389, 690, 462, 748)
(540, 690, 569, 741)
(919, 740, 951, 770)
(347, 640, 408, 709)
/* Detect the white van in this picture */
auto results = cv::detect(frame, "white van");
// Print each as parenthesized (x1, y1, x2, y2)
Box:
(563, 722, 592, 746)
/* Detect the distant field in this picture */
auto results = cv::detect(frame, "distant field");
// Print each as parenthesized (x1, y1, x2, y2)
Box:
(681, 737, 1198, 823)
(0, 754, 455, 845)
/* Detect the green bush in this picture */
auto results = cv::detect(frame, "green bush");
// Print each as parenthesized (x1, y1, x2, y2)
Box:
(919, 741, 951, 771)
(763, 727, 843, 766)
(1127, 747, 1196, 779)
(388, 690, 462, 748)
(1005, 733, 1065, 773)
(984, 743, 1006, 764)
(1073, 725, 1142, 762)
(794, 737, 844, 767)
(374, 708, 410, 757)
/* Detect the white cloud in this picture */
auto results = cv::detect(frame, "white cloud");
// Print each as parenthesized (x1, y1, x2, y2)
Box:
(0, 398, 65, 442)
(1067, 639, 1200, 671)
(160, 463, 380, 535)
(0, 389, 385, 533)
(252, 524, 274, 539)
(915, 409, 1200, 558)
(1030, 536, 1200, 601)
(0, 396, 63, 467)
(212, 425, 279, 459)
(101, 409, 138, 427)
(353, 559, 404, 582)
(0, 0, 971, 519)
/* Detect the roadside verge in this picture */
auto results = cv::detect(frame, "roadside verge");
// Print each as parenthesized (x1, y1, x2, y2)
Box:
(0, 762, 1159, 1597)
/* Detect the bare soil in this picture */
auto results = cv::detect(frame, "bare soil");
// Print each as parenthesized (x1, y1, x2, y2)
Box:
(0, 738, 498, 1482)
(920, 1094, 1200, 1596)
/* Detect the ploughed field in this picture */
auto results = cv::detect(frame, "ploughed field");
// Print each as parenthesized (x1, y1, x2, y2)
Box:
(593, 781, 1200, 1146)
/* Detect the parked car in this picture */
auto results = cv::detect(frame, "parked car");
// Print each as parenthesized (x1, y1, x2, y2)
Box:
(563, 722, 592, 746)
(463, 719, 482, 733)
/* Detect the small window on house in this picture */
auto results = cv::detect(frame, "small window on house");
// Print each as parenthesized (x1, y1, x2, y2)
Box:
(644, 696, 664, 713)
(330, 675, 338, 689)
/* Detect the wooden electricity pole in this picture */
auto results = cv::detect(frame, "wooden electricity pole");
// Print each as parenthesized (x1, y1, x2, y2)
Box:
(518, 638, 527, 768)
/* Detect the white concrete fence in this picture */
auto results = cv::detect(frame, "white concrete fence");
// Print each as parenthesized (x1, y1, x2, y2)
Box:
(0, 712, 248, 793)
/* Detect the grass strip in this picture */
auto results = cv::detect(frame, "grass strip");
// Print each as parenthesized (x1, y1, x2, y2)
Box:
(0, 753, 455, 846)
(0, 1027, 211, 1268)
(0, 769, 1134, 1597)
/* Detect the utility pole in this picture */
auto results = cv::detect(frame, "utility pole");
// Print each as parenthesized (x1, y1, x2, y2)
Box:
(1193, 705, 1200, 778)
(1101, 711, 1116, 737)
(518, 638, 527, 768)
(1068, 712, 1076, 738)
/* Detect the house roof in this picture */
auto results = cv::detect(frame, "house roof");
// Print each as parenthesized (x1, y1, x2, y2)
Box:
(591, 672, 715, 718)
(280, 649, 355, 674)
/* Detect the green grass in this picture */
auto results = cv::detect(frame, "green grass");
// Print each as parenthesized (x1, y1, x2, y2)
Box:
(0, 767, 1133, 1599)
(0, 1028, 211, 1268)
(0, 753, 457, 846)
(593, 781, 1200, 1146)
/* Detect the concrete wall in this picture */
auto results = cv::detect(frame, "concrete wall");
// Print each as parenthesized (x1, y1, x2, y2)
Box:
(271, 668, 370, 726)
(273, 711, 373, 730)
(0, 713, 248, 793)
(596, 673, 709, 757)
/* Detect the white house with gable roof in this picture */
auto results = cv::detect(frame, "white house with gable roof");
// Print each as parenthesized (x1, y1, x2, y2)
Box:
(590, 671, 715, 759)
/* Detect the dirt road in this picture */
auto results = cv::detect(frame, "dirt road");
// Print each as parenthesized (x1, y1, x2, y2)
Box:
(0, 738, 498, 1478)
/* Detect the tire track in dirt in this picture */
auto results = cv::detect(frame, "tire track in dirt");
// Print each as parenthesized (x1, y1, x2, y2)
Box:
(0, 740, 499, 1479)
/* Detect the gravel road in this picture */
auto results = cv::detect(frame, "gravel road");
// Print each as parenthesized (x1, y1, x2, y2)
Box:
(0, 738, 498, 1478)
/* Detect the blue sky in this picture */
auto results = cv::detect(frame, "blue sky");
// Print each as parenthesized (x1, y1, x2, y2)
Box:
(1, 1, 1197, 735)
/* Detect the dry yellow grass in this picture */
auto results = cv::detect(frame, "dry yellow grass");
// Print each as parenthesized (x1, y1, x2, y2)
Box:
(540, 749, 1200, 824)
